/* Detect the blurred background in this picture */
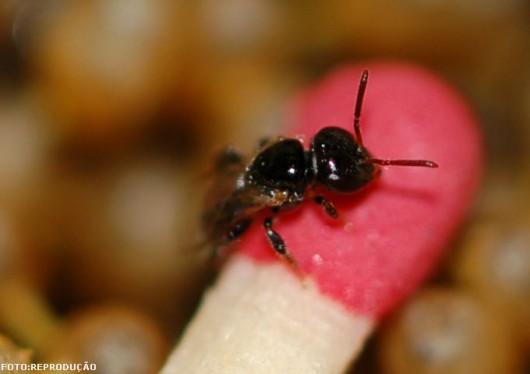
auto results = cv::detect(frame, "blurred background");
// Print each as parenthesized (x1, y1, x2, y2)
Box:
(0, 1, 529, 373)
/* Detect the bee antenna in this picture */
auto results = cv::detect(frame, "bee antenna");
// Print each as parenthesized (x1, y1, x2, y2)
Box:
(367, 158, 439, 168)
(353, 70, 369, 147)
(354, 70, 438, 170)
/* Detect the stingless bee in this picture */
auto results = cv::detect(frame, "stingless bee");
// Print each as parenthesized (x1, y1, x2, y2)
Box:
(202, 70, 438, 267)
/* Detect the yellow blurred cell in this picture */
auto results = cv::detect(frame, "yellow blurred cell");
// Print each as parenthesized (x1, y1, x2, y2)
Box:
(33, 0, 185, 144)
(0, 208, 23, 279)
(519, 65, 530, 167)
(196, 0, 287, 55)
(379, 287, 521, 374)
(196, 58, 297, 155)
(52, 305, 169, 374)
(53, 157, 210, 331)
(0, 335, 32, 366)
(291, 0, 526, 65)
(0, 98, 51, 204)
(0, 96, 58, 288)
(453, 218, 530, 342)
(0, 278, 61, 360)
(0, 280, 169, 369)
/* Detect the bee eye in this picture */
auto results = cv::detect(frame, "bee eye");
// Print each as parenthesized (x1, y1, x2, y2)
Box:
(311, 127, 376, 193)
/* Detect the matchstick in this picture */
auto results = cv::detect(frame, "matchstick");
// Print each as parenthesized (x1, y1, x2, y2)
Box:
(161, 62, 483, 373)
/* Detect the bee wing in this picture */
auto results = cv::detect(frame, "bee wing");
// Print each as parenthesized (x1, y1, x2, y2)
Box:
(203, 147, 247, 210)
(203, 180, 267, 229)
(202, 145, 286, 244)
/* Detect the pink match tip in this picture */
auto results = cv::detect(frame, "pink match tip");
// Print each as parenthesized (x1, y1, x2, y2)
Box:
(241, 62, 484, 318)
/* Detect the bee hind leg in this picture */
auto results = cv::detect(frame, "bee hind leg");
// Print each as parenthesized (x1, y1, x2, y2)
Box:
(211, 219, 252, 261)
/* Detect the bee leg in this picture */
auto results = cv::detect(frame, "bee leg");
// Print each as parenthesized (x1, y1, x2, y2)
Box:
(211, 219, 253, 261)
(313, 195, 339, 219)
(226, 219, 253, 242)
(263, 215, 298, 268)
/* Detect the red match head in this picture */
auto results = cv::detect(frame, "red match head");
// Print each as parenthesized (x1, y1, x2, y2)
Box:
(242, 62, 483, 318)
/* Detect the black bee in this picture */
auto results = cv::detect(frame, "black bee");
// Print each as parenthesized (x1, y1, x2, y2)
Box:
(202, 70, 438, 267)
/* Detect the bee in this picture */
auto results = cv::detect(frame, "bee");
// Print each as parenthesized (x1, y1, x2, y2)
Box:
(202, 70, 438, 267)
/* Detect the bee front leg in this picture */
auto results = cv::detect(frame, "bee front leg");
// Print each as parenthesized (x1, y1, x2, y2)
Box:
(263, 215, 298, 268)
(313, 195, 339, 219)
